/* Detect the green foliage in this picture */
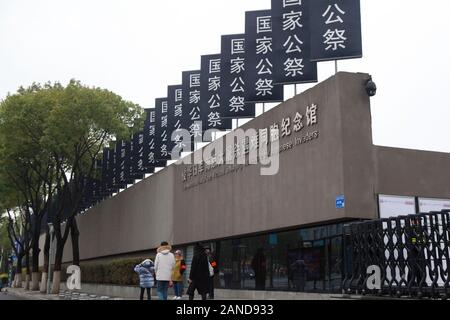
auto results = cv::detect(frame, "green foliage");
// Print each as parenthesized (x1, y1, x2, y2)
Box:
(54, 258, 148, 286)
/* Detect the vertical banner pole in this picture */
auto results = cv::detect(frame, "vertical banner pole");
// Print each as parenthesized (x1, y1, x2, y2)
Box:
(263, 103, 266, 114)
(335, 60, 338, 74)
(294, 84, 297, 96)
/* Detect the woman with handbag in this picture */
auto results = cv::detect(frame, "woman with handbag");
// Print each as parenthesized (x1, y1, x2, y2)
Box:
(187, 243, 210, 300)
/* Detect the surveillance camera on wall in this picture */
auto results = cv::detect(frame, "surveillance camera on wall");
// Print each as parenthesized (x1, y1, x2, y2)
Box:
(365, 76, 377, 97)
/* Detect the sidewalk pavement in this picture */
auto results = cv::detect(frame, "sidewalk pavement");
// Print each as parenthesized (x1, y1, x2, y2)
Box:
(4, 287, 131, 300)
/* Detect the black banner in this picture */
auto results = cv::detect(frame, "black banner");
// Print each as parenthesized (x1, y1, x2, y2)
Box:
(101, 147, 116, 194)
(155, 98, 171, 161)
(310, 0, 362, 61)
(221, 34, 255, 119)
(114, 139, 129, 188)
(271, 0, 318, 84)
(143, 108, 166, 169)
(167, 85, 188, 158)
(245, 10, 284, 103)
(130, 131, 146, 179)
(200, 54, 232, 133)
(182, 70, 202, 149)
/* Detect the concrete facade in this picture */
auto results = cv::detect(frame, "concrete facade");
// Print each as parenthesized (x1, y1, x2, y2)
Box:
(38, 72, 450, 265)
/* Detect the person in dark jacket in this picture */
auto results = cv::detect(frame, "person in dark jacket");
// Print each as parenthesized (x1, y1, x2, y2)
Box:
(205, 246, 218, 299)
(251, 248, 267, 291)
(187, 243, 210, 300)
(134, 259, 155, 300)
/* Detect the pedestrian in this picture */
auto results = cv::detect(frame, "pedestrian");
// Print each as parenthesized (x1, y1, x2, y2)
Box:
(171, 250, 187, 300)
(134, 259, 155, 300)
(154, 241, 176, 300)
(187, 243, 210, 300)
(251, 248, 267, 291)
(205, 246, 218, 299)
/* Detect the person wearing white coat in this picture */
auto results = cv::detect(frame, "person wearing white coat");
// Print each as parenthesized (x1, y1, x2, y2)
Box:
(154, 241, 176, 300)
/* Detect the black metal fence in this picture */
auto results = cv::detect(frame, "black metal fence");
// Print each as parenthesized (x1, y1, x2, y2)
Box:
(342, 211, 450, 299)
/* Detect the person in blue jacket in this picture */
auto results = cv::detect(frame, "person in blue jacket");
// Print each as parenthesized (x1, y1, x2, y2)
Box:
(134, 259, 155, 300)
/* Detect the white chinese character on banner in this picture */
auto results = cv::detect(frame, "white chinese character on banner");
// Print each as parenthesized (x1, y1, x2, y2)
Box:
(161, 145, 168, 157)
(306, 104, 318, 126)
(209, 59, 221, 73)
(174, 119, 181, 129)
(161, 130, 168, 142)
(190, 74, 201, 87)
(283, 0, 301, 8)
(208, 94, 220, 109)
(149, 111, 155, 123)
(270, 123, 280, 142)
(257, 16, 272, 33)
(189, 90, 200, 104)
(255, 79, 274, 96)
(190, 122, 202, 137)
(283, 35, 303, 54)
(175, 105, 182, 117)
(322, 4, 345, 24)
(175, 89, 182, 102)
(256, 58, 273, 75)
(162, 101, 168, 113)
(229, 96, 245, 113)
(293, 112, 304, 132)
(284, 58, 304, 77)
(230, 77, 245, 93)
(189, 106, 201, 120)
(323, 29, 347, 51)
(230, 58, 245, 74)
(161, 115, 168, 127)
(281, 117, 292, 137)
(256, 37, 272, 55)
(283, 11, 303, 31)
(208, 112, 222, 127)
(231, 39, 245, 54)
(208, 76, 220, 91)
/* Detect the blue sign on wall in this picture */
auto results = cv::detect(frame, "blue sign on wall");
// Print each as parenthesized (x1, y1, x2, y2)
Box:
(336, 195, 345, 209)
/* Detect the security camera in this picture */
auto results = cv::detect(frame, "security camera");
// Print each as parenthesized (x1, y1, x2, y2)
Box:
(365, 76, 377, 97)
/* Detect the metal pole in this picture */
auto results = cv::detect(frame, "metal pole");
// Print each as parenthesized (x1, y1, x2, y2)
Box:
(262, 103, 265, 114)
(335, 60, 338, 74)
(294, 84, 297, 96)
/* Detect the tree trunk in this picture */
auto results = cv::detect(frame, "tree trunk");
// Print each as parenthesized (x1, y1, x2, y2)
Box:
(51, 271, 61, 294)
(51, 242, 64, 294)
(39, 230, 50, 293)
(14, 255, 23, 288)
(24, 253, 30, 290)
(71, 217, 80, 266)
(31, 220, 43, 291)
(40, 272, 48, 293)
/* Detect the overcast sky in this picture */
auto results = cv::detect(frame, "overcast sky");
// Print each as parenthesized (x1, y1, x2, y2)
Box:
(1, 0, 449, 153)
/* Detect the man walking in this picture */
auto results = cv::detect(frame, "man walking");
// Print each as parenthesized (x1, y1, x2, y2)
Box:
(154, 241, 175, 300)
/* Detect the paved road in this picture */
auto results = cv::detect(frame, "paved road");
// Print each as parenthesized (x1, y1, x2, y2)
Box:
(0, 291, 26, 300)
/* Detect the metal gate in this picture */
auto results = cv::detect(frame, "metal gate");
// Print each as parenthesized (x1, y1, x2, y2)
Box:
(342, 211, 450, 299)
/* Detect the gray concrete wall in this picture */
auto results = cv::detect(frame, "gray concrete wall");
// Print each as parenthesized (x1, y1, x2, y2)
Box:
(43, 72, 450, 265)
(172, 72, 375, 245)
(374, 146, 450, 199)
(59, 166, 175, 263)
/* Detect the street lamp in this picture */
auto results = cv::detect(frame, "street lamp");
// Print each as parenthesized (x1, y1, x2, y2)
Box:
(47, 223, 54, 294)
